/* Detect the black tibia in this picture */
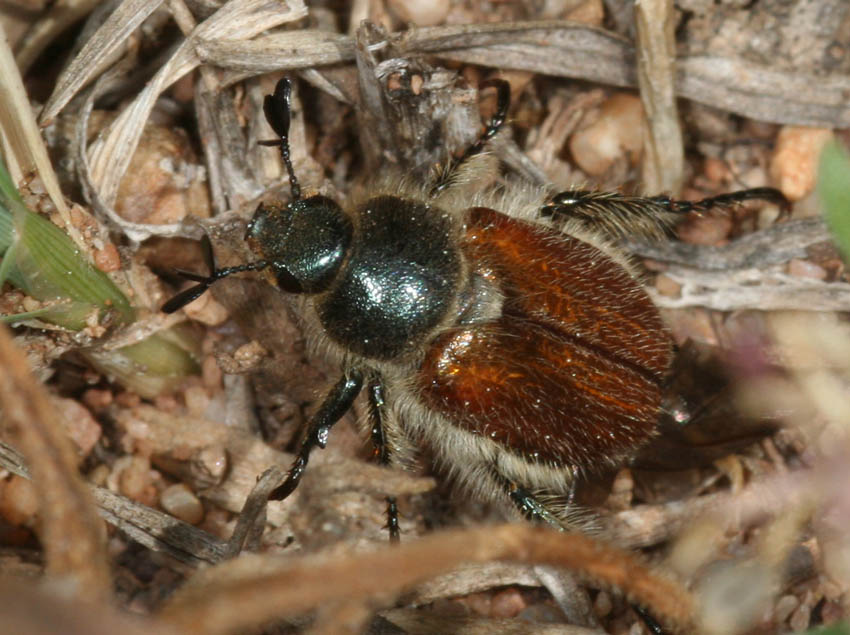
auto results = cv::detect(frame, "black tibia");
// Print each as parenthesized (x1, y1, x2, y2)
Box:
(503, 468, 581, 531)
(431, 78, 511, 196)
(269, 369, 364, 501)
(508, 486, 564, 531)
(161, 234, 269, 314)
(368, 380, 391, 465)
(540, 187, 789, 239)
(452, 78, 510, 171)
(368, 380, 400, 542)
(490, 468, 564, 531)
(384, 496, 400, 544)
(632, 605, 664, 635)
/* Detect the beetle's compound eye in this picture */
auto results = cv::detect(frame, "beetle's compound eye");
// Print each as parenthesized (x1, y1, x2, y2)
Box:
(246, 195, 352, 294)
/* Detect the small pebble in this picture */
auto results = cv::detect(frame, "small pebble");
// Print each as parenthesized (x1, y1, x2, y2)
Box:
(183, 385, 210, 416)
(160, 483, 204, 525)
(677, 213, 733, 246)
(774, 594, 799, 623)
(386, 0, 450, 26)
(769, 126, 833, 201)
(460, 591, 491, 616)
(662, 307, 719, 347)
(594, 590, 613, 618)
(111, 456, 156, 506)
(703, 156, 731, 183)
(114, 391, 141, 408)
(787, 258, 827, 280)
(199, 507, 235, 540)
(154, 393, 179, 413)
(655, 273, 682, 297)
(82, 388, 113, 411)
(0, 475, 39, 526)
(190, 445, 229, 488)
(565, 0, 604, 26)
(22, 296, 41, 312)
(52, 396, 101, 458)
(183, 290, 229, 326)
(757, 203, 782, 229)
(94, 243, 121, 272)
(569, 93, 645, 176)
(490, 588, 526, 618)
(86, 464, 111, 488)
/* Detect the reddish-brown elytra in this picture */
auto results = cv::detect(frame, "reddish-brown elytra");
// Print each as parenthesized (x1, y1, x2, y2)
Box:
(419, 206, 670, 470)
(162, 77, 787, 533)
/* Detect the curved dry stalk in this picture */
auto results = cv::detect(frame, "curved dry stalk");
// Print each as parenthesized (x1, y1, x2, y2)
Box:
(159, 524, 694, 635)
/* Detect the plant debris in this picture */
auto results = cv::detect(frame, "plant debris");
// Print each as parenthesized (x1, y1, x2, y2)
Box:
(0, 1, 849, 634)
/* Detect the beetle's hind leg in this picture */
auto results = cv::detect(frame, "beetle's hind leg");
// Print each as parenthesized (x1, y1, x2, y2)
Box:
(508, 484, 567, 530)
(487, 468, 577, 532)
(367, 379, 400, 542)
(540, 187, 789, 240)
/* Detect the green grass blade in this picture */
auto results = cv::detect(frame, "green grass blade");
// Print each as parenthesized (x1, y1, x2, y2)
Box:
(819, 141, 850, 263)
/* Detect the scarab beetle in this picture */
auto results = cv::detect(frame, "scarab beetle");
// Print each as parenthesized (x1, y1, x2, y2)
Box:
(163, 78, 786, 533)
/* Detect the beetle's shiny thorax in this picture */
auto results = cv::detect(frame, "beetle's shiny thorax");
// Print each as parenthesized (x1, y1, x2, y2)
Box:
(317, 195, 463, 361)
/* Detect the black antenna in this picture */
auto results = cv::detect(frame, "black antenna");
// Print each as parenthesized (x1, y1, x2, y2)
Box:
(259, 78, 302, 202)
(161, 235, 269, 314)
(163, 80, 305, 314)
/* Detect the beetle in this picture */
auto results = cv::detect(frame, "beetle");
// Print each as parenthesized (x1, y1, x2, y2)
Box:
(163, 77, 787, 535)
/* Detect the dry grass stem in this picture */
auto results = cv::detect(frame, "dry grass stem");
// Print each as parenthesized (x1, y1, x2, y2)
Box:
(14, 0, 102, 74)
(192, 20, 850, 128)
(40, 0, 166, 125)
(0, 23, 70, 226)
(160, 525, 694, 635)
(635, 0, 683, 194)
(0, 324, 111, 602)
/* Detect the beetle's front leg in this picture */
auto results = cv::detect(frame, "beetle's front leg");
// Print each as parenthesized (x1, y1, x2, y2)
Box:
(269, 368, 364, 501)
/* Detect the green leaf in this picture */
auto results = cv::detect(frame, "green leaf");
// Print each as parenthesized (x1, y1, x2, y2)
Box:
(819, 141, 850, 264)
(0, 157, 134, 329)
(0, 155, 201, 395)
